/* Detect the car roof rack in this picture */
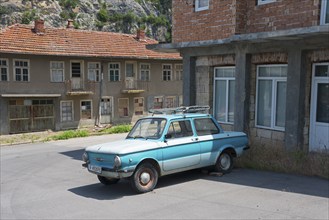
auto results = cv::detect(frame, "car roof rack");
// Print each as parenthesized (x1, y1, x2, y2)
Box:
(149, 105, 210, 116)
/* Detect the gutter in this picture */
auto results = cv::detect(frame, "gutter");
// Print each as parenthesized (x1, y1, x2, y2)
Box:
(147, 25, 329, 52)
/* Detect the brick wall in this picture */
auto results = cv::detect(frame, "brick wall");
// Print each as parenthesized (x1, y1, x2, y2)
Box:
(172, 0, 320, 43)
(245, 0, 320, 33)
(172, 0, 236, 43)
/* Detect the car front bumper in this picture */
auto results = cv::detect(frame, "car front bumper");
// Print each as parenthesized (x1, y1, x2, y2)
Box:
(82, 163, 134, 178)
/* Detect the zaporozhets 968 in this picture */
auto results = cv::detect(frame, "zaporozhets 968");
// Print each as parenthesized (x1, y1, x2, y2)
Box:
(82, 106, 249, 193)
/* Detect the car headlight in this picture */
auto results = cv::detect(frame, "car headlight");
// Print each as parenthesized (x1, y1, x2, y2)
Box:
(82, 152, 89, 163)
(114, 155, 121, 168)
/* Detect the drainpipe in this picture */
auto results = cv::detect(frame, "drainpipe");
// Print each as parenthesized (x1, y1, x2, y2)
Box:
(96, 64, 104, 127)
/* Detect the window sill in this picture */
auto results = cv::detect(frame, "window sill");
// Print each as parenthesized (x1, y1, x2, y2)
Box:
(195, 8, 209, 12)
(255, 125, 285, 132)
(217, 121, 234, 125)
(257, 0, 276, 6)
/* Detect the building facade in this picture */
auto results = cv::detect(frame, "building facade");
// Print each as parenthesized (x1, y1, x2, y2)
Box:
(0, 20, 182, 134)
(149, 0, 329, 152)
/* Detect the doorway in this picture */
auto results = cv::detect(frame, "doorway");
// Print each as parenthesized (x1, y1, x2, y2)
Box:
(71, 61, 83, 90)
(309, 63, 329, 152)
(125, 61, 137, 89)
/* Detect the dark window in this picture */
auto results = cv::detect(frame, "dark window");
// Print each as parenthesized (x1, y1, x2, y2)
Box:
(14, 60, 29, 82)
(167, 120, 193, 139)
(32, 100, 53, 105)
(0, 59, 8, 81)
(71, 62, 81, 77)
(194, 118, 219, 136)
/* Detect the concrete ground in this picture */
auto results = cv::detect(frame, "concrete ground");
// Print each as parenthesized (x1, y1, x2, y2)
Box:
(1, 134, 328, 219)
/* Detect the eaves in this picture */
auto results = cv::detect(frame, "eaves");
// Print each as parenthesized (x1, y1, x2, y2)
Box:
(147, 25, 329, 53)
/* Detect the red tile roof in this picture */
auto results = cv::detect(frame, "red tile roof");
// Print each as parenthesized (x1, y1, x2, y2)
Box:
(0, 24, 181, 60)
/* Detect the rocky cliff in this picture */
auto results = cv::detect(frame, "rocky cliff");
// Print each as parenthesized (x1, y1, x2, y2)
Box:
(0, 0, 172, 42)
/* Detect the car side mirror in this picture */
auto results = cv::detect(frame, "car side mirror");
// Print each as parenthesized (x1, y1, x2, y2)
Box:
(164, 134, 172, 139)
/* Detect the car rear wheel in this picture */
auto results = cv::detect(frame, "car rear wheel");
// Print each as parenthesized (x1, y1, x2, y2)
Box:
(130, 163, 158, 193)
(215, 152, 233, 174)
(97, 175, 119, 185)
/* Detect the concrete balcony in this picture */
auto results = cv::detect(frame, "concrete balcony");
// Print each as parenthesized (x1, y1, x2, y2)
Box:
(65, 79, 96, 95)
(121, 78, 149, 94)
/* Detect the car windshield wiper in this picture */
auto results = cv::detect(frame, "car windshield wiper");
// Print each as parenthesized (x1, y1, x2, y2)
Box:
(133, 135, 147, 139)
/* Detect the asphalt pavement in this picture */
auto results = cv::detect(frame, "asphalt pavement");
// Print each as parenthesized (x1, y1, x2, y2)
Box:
(1, 133, 328, 219)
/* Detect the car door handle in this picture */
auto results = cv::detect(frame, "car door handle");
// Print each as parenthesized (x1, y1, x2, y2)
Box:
(191, 138, 199, 142)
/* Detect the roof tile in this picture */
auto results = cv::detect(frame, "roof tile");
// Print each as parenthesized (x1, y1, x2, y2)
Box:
(0, 24, 181, 60)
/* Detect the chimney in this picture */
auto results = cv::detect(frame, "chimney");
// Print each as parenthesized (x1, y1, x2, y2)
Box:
(136, 29, 145, 41)
(67, 19, 74, 29)
(34, 19, 45, 34)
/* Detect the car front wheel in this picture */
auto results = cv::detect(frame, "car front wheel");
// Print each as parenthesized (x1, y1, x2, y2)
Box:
(130, 163, 158, 193)
(97, 175, 120, 185)
(215, 152, 233, 174)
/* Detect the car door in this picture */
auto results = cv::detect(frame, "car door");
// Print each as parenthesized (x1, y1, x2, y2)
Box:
(193, 117, 221, 166)
(162, 119, 201, 171)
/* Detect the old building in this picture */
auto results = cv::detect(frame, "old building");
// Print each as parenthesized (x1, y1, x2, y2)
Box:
(0, 20, 182, 134)
(149, 0, 329, 152)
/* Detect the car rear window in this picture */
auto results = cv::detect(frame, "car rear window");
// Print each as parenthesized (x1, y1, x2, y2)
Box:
(194, 118, 219, 136)
(167, 120, 193, 138)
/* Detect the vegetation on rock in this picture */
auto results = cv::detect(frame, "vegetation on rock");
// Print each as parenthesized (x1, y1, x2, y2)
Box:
(1, 0, 172, 42)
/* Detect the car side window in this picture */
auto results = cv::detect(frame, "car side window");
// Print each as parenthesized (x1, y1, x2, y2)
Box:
(194, 118, 220, 136)
(167, 120, 193, 139)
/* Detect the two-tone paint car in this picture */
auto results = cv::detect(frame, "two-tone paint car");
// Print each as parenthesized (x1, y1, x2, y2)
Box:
(82, 106, 249, 193)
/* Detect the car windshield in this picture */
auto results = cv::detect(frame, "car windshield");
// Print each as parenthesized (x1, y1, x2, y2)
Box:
(127, 118, 167, 140)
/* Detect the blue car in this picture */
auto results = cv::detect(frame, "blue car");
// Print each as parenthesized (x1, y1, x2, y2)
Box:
(82, 106, 249, 193)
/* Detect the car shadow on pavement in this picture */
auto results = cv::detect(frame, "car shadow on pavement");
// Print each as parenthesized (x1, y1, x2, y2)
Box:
(203, 168, 329, 198)
(68, 170, 208, 200)
(68, 166, 328, 200)
(60, 149, 85, 161)
(68, 180, 137, 200)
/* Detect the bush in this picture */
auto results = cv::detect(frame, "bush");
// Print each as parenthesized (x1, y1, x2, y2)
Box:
(101, 124, 132, 134)
(59, 0, 79, 9)
(97, 7, 109, 22)
(21, 9, 37, 24)
(51, 130, 89, 140)
(0, 6, 10, 16)
(235, 144, 329, 179)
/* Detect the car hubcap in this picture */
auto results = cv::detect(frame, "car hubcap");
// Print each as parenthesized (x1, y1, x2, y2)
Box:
(220, 154, 230, 170)
(140, 172, 151, 185)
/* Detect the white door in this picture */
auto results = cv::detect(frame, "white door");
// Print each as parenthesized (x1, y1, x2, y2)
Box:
(310, 63, 329, 152)
(125, 62, 137, 89)
(100, 97, 113, 124)
(71, 61, 83, 89)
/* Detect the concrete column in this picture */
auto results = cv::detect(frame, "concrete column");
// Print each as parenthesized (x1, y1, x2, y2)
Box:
(285, 49, 307, 150)
(182, 55, 196, 106)
(0, 98, 9, 134)
(234, 47, 251, 132)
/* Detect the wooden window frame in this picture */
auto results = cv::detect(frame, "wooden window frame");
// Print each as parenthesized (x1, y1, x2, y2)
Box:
(108, 62, 121, 82)
(0, 58, 9, 81)
(87, 62, 101, 82)
(50, 61, 65, 82)
(162, 64, 172, 81)
(60, 100, 74, 122)
(118, 98, 129, 117)
(13, 59, 30, 82)
(80, 100, 92, 120)
(140, 63, 151, 81)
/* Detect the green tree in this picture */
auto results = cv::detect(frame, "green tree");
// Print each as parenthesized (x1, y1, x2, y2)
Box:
(21, 9, 37, 24)
(58, 0, 79, 20)
(97, 7, 109, 22)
